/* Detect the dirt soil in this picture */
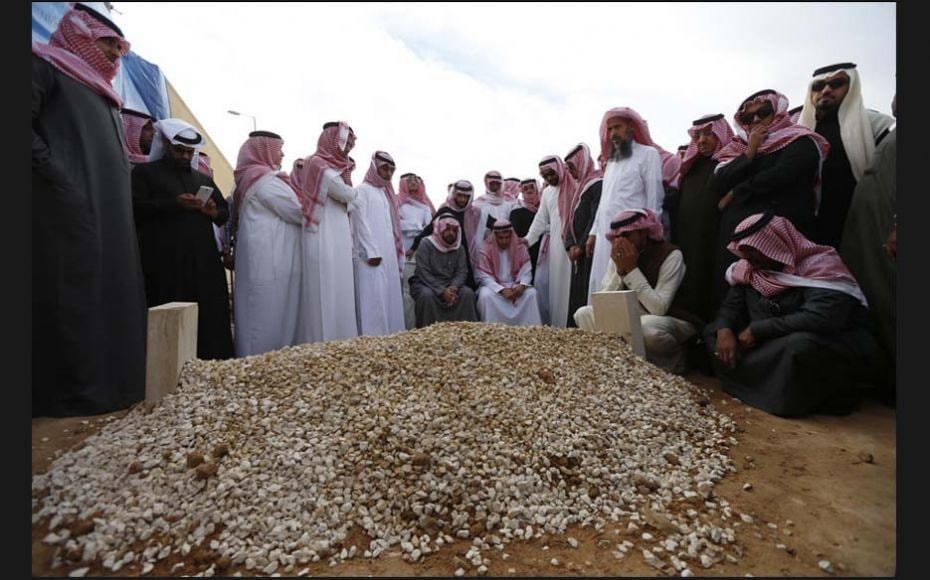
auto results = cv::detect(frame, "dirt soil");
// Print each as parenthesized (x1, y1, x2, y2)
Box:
(32, 372, 895, 577)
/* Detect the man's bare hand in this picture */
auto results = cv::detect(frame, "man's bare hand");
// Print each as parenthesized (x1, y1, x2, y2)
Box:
(715, 328, 739, 368)
(199, 198, 219, 220)
(746, 125, 769, 160)
(441, 287, 457, 304)
(568, 246, 583, 262)
(737, 326, 756, 350)
(610, 237, 639, 275)
(718, 191, 734, 211)
(585, 235, 596, 258)
(367, 257, 383, 267)
(177, 193, 204, 210)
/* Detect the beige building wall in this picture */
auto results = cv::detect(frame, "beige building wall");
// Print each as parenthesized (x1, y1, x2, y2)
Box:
(166, 80, 235, 197)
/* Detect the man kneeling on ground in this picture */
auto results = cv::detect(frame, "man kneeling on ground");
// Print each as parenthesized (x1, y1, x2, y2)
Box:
(575, 208, 698, 374)
(704, 212, 883, 417)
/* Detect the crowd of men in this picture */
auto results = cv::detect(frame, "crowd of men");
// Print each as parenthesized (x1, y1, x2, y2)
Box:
(33, 5, 896, 420)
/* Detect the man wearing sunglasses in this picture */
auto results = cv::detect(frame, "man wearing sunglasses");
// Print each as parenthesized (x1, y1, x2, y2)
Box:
(797, 63, 895, 249)
(711, 90, 830, 306)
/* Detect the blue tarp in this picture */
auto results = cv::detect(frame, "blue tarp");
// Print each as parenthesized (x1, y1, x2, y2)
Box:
(31, 2, 170, 119)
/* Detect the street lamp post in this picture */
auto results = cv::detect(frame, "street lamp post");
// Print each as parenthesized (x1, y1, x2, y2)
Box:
(227, 109, 257, 132)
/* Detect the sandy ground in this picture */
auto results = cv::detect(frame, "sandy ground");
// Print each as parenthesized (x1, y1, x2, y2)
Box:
(32, 372, 895, 577)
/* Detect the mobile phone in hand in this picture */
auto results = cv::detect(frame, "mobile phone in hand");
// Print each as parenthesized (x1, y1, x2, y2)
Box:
(195, 185, 214, 204)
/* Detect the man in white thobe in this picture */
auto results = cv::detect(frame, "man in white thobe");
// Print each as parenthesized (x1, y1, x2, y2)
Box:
(472, 170, 517, 248)
(476, 220, 541, 326)
(294, 121, 360, 343)
(397, 173, 435, 329)
(351, 151, 406, 336)
(231, 130, 305, 356)
(575, 208, 698, 375)
(587, 107, 665, 305)
(522, 155, 575, 327)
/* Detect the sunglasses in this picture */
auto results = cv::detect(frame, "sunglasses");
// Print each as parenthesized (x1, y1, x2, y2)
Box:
(738, 104, 775, 125)
(811, 77, 849, 92)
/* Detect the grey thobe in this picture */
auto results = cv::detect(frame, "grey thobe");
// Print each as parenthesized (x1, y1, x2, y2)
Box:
(840, 130, 896, 371)
(409, 240, 478, 327)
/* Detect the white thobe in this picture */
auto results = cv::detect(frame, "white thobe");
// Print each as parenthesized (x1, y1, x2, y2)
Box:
(298, 168, 359, 343)
(233, 172, 304, 357)
(574, 250, 696, 374)
(524, 185, 571, 327)
(476, 251, 541, 326)
(351, 183, 406, 337)
(588, 142, 665, 304)
(472, 198, 517, 248)
(399, 201, 433, 329)
(399, 201, 433, 253)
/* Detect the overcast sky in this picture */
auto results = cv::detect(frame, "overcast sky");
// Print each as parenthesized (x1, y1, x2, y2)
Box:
(112, 2, 896, 206)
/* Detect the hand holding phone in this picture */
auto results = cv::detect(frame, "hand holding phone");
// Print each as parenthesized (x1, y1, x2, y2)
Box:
(195, 185, 214, 204)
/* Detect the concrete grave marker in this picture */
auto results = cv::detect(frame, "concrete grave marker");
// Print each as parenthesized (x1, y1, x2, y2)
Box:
(591, 290, 645, 358)
(145, 302, 198, 409)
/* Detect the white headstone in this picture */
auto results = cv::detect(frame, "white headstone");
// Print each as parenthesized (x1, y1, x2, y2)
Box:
(591, 290, 645, 357)
(145, 302, 198, 409)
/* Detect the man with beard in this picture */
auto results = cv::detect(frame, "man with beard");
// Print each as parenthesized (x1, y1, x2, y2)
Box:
(410, 217, 478, 327)
(132, 119, 233, 359)
(32, 4, 147, 416)
(411, 180, 481, 289)
(587, 107, 665, 306)
(797, 63, 895, 248)
(712, 90, 830, 306)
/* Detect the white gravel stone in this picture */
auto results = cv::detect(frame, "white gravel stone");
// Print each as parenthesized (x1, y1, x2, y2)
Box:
(31, 324, 737, 573)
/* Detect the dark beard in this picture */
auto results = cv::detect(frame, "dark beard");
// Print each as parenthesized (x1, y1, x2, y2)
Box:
(815, 103, 840, 121)
(611, 137, 633, 161)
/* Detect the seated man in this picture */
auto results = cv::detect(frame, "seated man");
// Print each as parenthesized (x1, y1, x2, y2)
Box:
(475, 219, 542, 326)
(704, 212, 882, 417)
(574, 208, 698, 374)
(410, 216, 478, 327)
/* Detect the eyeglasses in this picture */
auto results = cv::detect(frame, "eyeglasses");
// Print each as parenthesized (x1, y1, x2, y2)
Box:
(738, 104, 775, 125)
(811, 78, 849, 92)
